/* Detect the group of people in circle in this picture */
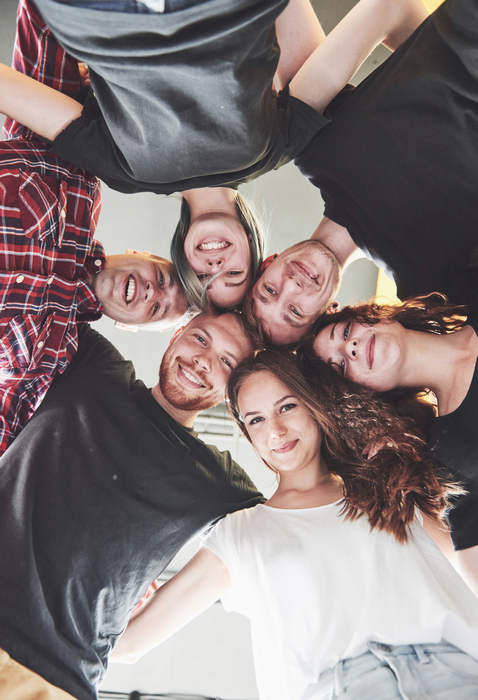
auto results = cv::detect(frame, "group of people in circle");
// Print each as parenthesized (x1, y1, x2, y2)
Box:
(2, 0, 478, 697)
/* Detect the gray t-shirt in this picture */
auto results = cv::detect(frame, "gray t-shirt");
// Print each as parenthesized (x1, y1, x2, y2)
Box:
(35, 0, 328, 193)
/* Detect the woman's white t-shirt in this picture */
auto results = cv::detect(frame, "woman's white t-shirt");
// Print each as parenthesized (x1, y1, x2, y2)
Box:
(204, 502, 478, 700)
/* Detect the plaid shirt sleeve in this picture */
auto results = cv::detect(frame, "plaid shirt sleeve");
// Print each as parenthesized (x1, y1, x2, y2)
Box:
(3, 0, 83, 141)
(0, 0, 103, 457)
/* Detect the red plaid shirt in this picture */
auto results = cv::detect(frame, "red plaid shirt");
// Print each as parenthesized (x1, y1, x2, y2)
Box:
(0, 0, 103, 456)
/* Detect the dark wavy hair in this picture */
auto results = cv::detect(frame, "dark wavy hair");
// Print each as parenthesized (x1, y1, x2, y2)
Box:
(310, 292, 468, 339)
(228, 348, 460, 543)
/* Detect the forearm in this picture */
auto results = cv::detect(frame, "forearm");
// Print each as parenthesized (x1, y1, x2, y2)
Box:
(275, 0, 325, 90)
(289, 0, 429, 114)
(0, 64, 82, 141)
(110, 547, 231, 664)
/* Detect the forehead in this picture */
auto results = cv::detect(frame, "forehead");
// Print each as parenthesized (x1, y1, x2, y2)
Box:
(239, 370, 285, 403)
(189, 314, 252, 356)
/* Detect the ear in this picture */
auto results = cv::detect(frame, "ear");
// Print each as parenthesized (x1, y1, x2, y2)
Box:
(260, 253, 278, 275)
(326, 301, 339, 314)
(114, 322, 139, 332)
(168, 325, 185, 346)
(126, 248, 151, 256)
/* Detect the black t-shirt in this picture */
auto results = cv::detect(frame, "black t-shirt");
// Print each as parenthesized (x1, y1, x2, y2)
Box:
(427, 311, 478, 551)
(35, 0, 327, 194)
(0, 325, 262, 699)
(295, 0, 478, 306)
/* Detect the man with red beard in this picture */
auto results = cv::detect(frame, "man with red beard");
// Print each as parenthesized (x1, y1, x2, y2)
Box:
(0, 312, 261, 700)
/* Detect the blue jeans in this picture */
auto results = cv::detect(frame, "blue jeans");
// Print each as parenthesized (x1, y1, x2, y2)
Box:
(304, 642, 478, 700)
(54, 0, 207, 11)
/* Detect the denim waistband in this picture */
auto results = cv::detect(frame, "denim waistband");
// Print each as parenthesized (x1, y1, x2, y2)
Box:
(317, 641, 461, 697)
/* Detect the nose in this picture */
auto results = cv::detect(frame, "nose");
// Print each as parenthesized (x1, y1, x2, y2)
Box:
(207, 258, 223, 271)
(345, 338, 359, 359)
(269, 415, 287, 441)
(143, 281, 156, 303)
(192, 351, 211, 373)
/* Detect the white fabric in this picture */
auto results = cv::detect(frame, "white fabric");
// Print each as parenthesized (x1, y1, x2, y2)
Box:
(204, 502, 478, 700)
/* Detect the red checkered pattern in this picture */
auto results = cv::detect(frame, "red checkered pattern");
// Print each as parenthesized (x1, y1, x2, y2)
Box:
(0, 0, 104, 456)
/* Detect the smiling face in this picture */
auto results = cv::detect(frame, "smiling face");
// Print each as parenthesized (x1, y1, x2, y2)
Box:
(238, 370, 322, 474)
(183, 213, 252, 309)
(313, 318, 405, 391)
(159, 312, 254, 412)
(249, 241, 341, 345)
(91, 253, 189, 327)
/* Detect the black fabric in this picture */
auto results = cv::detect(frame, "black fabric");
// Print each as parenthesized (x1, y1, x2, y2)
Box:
(427, 311, 478, 550)
(0, 325, 262, 700)
(34, 0, 328, 194)
(295, 0, 478, 306)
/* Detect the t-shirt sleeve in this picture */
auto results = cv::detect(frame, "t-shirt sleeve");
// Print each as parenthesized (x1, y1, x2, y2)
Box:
(205, 444, 265, 510)
(48, 92, 142, 194)
(447, 489, 478, 551)
(273, 86, 331, 167)
(202, 515, 250, 616)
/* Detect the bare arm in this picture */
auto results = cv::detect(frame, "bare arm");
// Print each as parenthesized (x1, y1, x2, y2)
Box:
(0, 64, 82, 141)
(275, 0, 326, 90)
(290, 0, 429, 114)
(110, 546, 231, 664)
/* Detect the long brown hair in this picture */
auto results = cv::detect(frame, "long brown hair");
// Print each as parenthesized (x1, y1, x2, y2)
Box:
(311, 292, 468, 338)
(228, 349, 459, 543)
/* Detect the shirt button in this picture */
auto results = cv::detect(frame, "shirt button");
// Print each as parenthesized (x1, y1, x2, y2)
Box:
(37, 341, 44, 350)
(375, 643, 392, 653)
(94, 259, 102, 267)
(60, 209, 66, 219)
(16, 275, 24, 284)
(47, 277, 53, 285)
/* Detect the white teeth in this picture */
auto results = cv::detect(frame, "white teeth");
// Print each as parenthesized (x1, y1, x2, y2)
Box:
(182, 367, 202, 386)
(125, 275, 136, 303)
(198, 241, 229, 251)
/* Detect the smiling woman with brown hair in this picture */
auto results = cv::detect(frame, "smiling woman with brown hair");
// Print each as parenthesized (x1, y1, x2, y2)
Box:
(311, 293, 478, 594)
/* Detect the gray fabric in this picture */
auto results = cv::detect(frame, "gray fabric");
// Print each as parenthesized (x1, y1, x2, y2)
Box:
(35, 0, 327, 194)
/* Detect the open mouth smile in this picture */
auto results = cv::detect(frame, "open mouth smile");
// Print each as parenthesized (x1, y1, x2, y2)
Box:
(178, 364, 206, 389)
(198, 241, 230, 252)
(125, 275, 136, 304)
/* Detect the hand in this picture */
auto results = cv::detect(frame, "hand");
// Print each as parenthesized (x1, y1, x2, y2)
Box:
(78, 63, 90, 88)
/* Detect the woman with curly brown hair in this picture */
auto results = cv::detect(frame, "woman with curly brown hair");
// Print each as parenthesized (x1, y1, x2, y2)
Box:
(111, 348, 478, 700)
(311, 293, 478, 593)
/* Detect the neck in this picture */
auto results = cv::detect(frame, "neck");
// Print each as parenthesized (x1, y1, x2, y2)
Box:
(181, 186, 237, 221)
(395, 325, 477, 396)
(151, 383, 199, 428)
(267, 455, 343, 509)
(311, 216, 361, 268)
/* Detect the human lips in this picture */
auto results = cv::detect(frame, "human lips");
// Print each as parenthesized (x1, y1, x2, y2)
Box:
(124, 274, 137, 305)
(366, 335, 375, 370)
(272, 439, 299, 454)
(290, 261, 320, 287)
(197, 240, 231, 252)
(177, 363, 207, 389)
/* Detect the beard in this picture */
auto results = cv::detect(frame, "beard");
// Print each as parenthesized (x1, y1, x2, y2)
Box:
(159, 345, 222, 413)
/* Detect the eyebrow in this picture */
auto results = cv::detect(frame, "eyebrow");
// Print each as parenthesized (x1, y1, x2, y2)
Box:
(330, 323, 337, 340)
(196, 326, 239, 365)
(159, 301, 170, 320)
(169, 273, 174, 289)
(280, 312, 305, 329)
(224, 277, 247, 289)
(243, 394, 297, 419)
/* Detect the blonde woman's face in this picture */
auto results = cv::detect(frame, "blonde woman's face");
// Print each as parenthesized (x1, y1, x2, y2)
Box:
(183, 212, 252, 308)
